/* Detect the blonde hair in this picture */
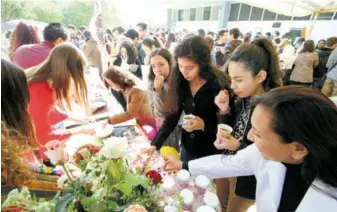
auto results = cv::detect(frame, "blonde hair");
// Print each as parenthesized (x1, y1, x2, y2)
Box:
(1, 122, 33, 186)
(26, 43, 91, 115)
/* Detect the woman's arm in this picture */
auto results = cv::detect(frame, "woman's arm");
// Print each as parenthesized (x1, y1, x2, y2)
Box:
(188, 144, 260, 179)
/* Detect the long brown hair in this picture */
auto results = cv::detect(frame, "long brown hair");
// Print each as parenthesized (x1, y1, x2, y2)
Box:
(103, 66, 136, 90)
(9, 22, 41, 60)
(26, 43, 90, 114)
(1, 122, 33, 187)
(1, 59, 39, 148)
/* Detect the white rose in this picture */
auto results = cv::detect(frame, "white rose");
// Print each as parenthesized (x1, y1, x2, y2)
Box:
(100, 137, 128, 159)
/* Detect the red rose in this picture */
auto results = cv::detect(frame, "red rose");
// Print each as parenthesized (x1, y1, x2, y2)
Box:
(146, 170, 162, 185)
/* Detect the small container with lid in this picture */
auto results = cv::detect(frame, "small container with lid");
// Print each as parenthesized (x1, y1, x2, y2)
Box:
(196, 205, 216, 212)
(180, 189, 194, 211)
(176, 169, 191, 188)
(203, 192, 220, 209)
(195, 175, 210, 195)
(162, 176, 175, 196)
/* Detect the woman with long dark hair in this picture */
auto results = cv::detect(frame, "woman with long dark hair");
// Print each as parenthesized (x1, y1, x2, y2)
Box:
(165, 33, 177, 54)
(9, 22, 41, 60)
(1, 59, 39, 149)
(113, 40, 143, 79)
(142, 37, 162, 65)
(148, 48, 179, 150)
(164, 86, 337, 211)
(144, 35, 231, 163)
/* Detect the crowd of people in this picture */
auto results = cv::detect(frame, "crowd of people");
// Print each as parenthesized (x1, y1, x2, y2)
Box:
(1, 20, 337, 212)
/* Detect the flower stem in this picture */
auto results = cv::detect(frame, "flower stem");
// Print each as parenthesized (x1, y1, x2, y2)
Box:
(62, 164, 74, 183)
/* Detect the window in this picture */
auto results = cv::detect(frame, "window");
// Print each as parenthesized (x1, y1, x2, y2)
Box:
(229, 3, 240, 21)
(277, 14, 292, 21)
(190, 8, 196, 21)
(203, 6, 211, 20)
(263, 10, 276, 21)
(317, 12, 334, 20)
(178, 9, 184, 21)
(334, 12, 337, 20)
(211, 6, 220, 20)
(293, 14, 312, 20)
(239, 3, 251, 21)
(250, 6, 263, 21)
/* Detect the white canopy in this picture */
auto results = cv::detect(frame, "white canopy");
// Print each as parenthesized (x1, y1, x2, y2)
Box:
(114, 0, 337, 17)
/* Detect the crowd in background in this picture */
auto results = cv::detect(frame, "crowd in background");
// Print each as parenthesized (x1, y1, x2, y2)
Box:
(1, 20, 337, 212)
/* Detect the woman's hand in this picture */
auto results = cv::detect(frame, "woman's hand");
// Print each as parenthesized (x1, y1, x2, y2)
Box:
(72, 127, 96, 136)
(215, 90, 230, 113)
(214, 130, 240, 151)
(45, 139, 63, 150)
(141, 145, 157, 156)
(154, 75, 164, 92)
(182, 116, 205, 132)
(164, 156, 183, 171)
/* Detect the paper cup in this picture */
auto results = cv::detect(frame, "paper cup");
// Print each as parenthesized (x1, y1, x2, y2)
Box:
(217, 124, 233, 134)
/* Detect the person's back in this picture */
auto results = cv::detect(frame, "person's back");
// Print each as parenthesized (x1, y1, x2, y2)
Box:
(291, 52, 318, 84)
(12, 23, 67, 69)
(13, 41, 54, 69)
(314, 47, 333, 78)
(312, 37, 337, 88)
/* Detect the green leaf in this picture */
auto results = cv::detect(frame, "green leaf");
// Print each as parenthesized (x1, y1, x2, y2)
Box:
(79, 160, 88, 171)
(55, 193, 75, 212)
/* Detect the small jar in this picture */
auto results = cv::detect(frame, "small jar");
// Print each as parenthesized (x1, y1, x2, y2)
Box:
(196, 205, 216, 212)
(195, 175, 210, 195)
(180, 189, 194, 211)
(176, 170, 190, 188)
(203, 192, 220, 209)
(162, 176, 175, 196)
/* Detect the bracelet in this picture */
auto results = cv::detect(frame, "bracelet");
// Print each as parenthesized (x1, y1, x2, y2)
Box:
(220, 107, 231, 115)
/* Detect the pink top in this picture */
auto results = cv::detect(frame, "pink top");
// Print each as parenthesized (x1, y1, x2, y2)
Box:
(12, 41, 53, 69)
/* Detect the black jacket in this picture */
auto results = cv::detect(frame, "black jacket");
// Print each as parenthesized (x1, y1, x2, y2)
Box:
(152, 80, 222, 159)
(215, 40, 243, 67)
(113, 55, 143, 79)
(220, 98, 256, 200)
(314, 48, 333, 78)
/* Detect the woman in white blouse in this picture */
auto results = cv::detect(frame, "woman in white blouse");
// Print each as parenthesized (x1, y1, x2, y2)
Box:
(165, 86, 337, 212)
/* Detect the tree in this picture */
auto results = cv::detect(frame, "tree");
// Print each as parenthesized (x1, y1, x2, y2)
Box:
(33, 1, 63, 23)
(1, 0, 37, 22)
(62, 0, 94, 27)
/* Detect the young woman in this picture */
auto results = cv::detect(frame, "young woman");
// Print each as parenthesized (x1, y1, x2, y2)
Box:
(290, 40, 319, 87)
(26, 43, 95, 156)
(165, 86, 337, 212)
(1, 59, 39, 150)
(214, 38, 282, 212)
(142, 37, 161, 65)
(165, 33, 177, 55)
(104, 66, 155, 129)
(148, 48, 180, 151)
(166, 38, 282, 212)
(10, 22, 41, 60)
(315, 39, 326, 50)
(113, 40, 143, 79)
(144, 35, 231, 163)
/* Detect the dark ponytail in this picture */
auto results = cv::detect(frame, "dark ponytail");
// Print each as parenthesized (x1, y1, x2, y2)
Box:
(143, 37, 161, 48)
(227, 37, 282, 91)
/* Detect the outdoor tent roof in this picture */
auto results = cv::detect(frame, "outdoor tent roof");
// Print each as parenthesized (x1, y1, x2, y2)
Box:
(115, 0, 337, 17)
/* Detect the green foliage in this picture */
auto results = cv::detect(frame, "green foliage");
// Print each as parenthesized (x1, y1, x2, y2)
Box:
(32, 1, 63, 23)
(1, 0, 37, 22)
(62, 0, 95, 27)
